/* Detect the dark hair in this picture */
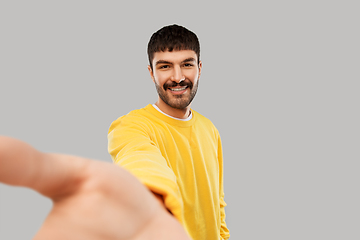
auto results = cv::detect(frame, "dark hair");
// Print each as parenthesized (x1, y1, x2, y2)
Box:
(147, 24, 200, 69)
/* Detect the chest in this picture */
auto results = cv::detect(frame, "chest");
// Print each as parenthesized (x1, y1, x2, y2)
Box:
(150, 124, 219, 188)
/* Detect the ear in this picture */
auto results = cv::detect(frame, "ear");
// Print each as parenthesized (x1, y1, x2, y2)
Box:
(147, 65, 155, 83)
(198, 61, 202, 78)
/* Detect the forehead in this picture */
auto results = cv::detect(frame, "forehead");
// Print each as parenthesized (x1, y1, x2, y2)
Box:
(152, 50, 198, 64)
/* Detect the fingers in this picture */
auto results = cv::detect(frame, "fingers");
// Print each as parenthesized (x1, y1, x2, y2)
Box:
(0, 135, 42, 186)
(0, 136, 89, 198)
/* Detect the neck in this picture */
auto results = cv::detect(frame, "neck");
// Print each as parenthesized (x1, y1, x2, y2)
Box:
(155, 100, 191, 119)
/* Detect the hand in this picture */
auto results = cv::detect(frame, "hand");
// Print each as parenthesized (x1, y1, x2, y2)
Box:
(0, 136, 190, 240)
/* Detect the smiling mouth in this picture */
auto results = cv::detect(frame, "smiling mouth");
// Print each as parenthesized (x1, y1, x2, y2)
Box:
(169, 86, 188, 92)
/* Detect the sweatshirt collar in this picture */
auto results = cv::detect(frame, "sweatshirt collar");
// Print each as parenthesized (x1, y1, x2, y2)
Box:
(145, 104, 196, 127)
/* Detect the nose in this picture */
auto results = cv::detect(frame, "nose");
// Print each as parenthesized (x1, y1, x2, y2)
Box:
(170, 66, 185, 83)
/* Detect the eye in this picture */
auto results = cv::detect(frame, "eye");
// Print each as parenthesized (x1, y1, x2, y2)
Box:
(159, 65, 170, 69)
(183, 63, 194, 67)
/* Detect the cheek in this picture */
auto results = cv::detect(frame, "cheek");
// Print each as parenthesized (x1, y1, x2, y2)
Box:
(188, 71, 199, 81)
(154, 73, 169, 85)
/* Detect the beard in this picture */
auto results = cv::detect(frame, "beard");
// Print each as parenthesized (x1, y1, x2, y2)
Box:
(154, 78, 199, 110)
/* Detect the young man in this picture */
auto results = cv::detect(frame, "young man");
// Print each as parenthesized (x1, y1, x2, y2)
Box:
(108, 24, 230, 240)
(0, 25, 229, 240)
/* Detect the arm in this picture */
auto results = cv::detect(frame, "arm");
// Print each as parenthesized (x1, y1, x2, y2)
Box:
(0, 136, 190, 240)
(218, 135, 230, 240)
(108, 115, 183, 221)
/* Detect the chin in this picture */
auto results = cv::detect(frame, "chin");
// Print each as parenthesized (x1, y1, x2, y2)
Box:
(164, 95, 193, 110)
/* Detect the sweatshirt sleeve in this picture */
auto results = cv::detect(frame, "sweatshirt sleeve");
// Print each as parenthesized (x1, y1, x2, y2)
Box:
(218, 134, 230, 240)
(107, 115, 184, 223)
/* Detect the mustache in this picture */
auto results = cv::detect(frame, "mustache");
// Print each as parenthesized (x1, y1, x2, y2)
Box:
(163, 79, 193, 90)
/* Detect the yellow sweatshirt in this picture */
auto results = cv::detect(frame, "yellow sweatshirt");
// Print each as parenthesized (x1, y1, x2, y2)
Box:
(108, 104, 230, 240)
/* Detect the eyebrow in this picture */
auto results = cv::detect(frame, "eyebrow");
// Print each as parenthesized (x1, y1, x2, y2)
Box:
(155, 57, 197, 66)
(182, 57, 197, 63)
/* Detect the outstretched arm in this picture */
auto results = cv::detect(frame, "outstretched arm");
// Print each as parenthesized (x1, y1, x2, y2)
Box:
(0, 136, 190, 240)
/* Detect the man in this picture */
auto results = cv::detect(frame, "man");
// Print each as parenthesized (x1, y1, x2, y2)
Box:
(108, 24, 230, 240)
(0, 24, 229, 240)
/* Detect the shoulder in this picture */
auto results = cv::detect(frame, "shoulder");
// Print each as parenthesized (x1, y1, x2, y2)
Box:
(193, 110, 217, 128)
(108, 106, 156, 134)
(192, 110, 220, 137)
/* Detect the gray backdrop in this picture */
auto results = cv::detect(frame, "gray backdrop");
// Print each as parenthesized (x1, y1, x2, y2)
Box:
(1, 1, 359, 239)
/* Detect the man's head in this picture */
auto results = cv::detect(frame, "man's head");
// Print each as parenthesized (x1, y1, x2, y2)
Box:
(147, 24, 200, 70)
(147, 25, 202, 113)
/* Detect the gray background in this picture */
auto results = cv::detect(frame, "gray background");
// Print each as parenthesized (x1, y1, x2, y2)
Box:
(1, 1, 359, 239)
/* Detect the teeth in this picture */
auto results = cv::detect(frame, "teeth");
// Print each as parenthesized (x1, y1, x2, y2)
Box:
(170, 86, 187, 91)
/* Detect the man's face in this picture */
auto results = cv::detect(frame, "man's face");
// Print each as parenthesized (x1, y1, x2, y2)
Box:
(148, 50, 202, 110)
